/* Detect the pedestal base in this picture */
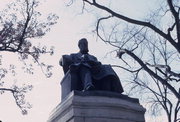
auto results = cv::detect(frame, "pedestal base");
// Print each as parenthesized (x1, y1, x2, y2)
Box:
(48, 91, 146, 122)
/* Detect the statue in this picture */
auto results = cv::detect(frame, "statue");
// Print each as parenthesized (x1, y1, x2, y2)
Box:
(60, 38, 123, 98)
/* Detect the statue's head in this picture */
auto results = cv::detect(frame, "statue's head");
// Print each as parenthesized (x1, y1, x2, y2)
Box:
(78, 38, 89, 54)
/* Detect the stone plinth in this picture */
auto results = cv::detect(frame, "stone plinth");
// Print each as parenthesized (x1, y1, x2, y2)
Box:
(48, 91, 146, 122)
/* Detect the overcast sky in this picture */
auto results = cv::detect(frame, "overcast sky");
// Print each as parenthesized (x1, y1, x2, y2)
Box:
(0, 0, 167, 122)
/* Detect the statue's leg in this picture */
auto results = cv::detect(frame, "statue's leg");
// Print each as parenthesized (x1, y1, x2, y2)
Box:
(79, 66, 95, 91)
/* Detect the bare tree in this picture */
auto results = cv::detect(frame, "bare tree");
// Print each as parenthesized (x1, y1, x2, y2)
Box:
(0, 0, 58, 114)
(69, 0, 179, 121)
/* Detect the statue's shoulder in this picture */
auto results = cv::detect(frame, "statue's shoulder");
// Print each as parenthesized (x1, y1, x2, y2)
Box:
(88, 53, 98, 60)
(70, 52, 81, 57)
(89, 53, 96, 57)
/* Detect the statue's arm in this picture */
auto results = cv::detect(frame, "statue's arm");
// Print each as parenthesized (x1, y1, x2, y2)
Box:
(59, 57, 63, 66)
(60, 55, 73, 74)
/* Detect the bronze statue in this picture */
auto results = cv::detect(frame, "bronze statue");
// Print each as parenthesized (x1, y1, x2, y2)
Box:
(60, 38, 123, 98)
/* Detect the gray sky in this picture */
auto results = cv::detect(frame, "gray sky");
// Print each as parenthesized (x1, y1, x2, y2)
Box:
(0, 0, 167, 122)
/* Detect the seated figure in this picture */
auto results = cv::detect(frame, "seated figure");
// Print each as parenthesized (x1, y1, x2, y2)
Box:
(60, 38, 123, 98)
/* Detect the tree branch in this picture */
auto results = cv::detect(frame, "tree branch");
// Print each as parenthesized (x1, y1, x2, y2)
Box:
(119, 49, 180, 100)
(16, 1, 31, 51)
(0, 88, 17, 93)
(174, 100, 180, 122)
(83, 0, 180, 53)
(167, 0, 180, 49)
(111, 65, 142, 73)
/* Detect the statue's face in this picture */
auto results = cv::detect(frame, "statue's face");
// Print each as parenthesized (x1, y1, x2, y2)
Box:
(79, 39, 89, 54)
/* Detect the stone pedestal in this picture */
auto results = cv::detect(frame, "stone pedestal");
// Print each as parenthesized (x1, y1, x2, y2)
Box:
(48, 91, 146, 122)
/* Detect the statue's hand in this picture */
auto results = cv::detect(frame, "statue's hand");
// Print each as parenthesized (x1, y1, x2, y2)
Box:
(80, 54, 89, 62)
(84, 54, 89, 61)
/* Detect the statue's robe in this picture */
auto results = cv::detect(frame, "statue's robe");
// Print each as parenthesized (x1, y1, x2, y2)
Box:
(60, 52, 124, 93)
